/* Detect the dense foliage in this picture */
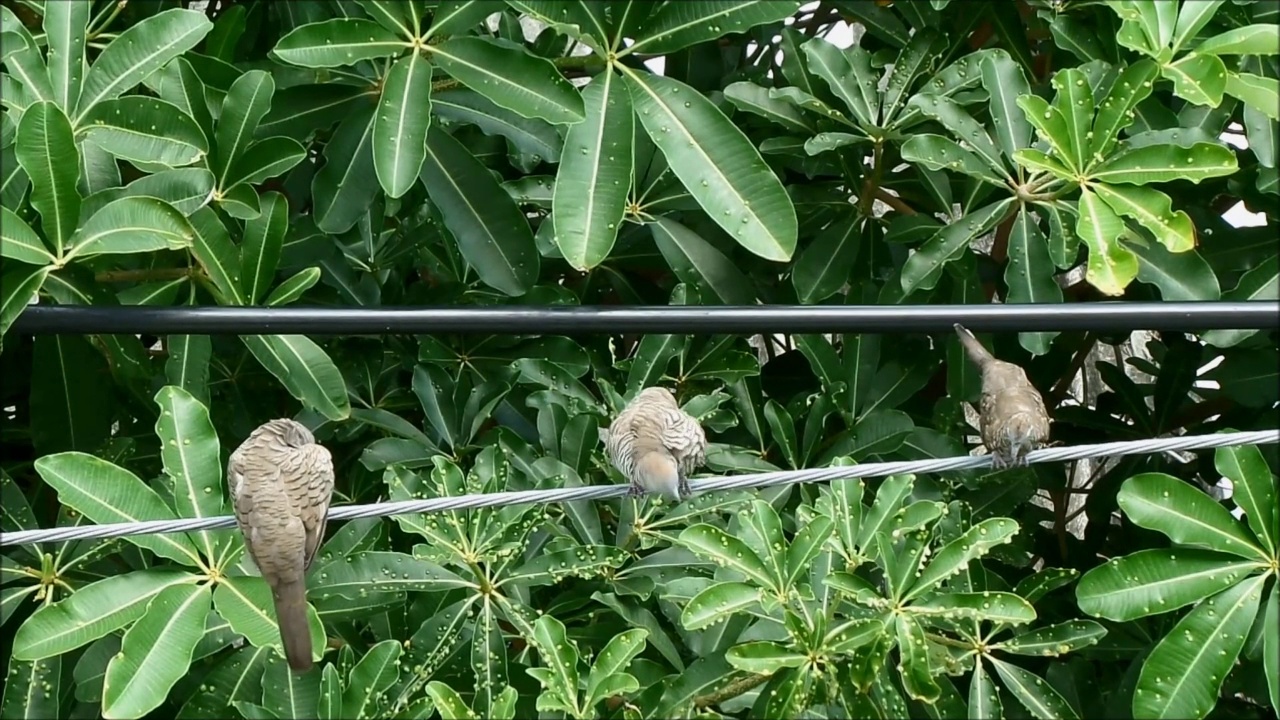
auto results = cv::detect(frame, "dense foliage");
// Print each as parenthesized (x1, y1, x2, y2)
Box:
(1, 0, 1278, 719)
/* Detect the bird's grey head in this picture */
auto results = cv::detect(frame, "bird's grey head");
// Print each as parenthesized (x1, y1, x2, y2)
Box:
(635, 387, 677, 405)
(259, 419, 315, 448)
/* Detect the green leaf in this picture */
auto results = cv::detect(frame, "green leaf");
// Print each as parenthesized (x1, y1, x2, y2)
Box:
(1, 6, 54, 105)
(896, 615, 940, 703)
(373, 50, 432, 198)
(0, 262, 48, 342)
(218, 182, 261, 220)
(1171, 0, 1227, 54)
(678, 523, 778, 590)
(1161, 52, 1227, 107)
(1134, 574, 1266, 720)
(212, 576, 324, 664)
(119, 168, 215, 216)
(1196, 24, 1280, 55)
(189, 206, 244, 304)
(908, 94, 1008, 177)
(625, 68, 797, 261)
(240, 191, 287, 304)
(970, 661, 1002, 720)
(101, 583, 210, 719)
(529, 615, 581, 717)
(66, 197, 196, 260)
(585, 629, 648, 708)
(1091, 59, 1161, 159)
(34, 452, 203, 565)
(79, 96, 208, 167)
(43, 0, 89, 111)
(355, 0, 417, 36)
(266, 267, 323, 306)
(424, 682, 469, 720)
(1050, 67, 1095, 171)
(628, 1, 800, 55)
(15, 101, 80, 255)
(11, 569, 197, 661)
(1016, 94, 1076, 172)
(73, 8, 213, 124)
(431, 36, 584, 125)
(316, 551, 474, 596)
(1224, 71, 1280, 121)
(312, 105, 379, 234)
(341, 640, 403, 719)
(228, 137, 306, 195)
(272, 18, 408, 68)
(214, 70, 274, 189)
(1214, 443, 1279, 554)
(785, 516, 832, 588)
(1128, 238, 1221, 301)
(1076, 187, 1138, 296)
(982, 51, 1033, 160)
(419, 124, 539, 296)
(998, 620, 1108, 657)
(552, 72, 632, 270)
(905, 517, 1019, 600)
(901, 199, 1013, 295)
(1090, 141, 1238, 184)
(242, 335, 350, 421)
(791, 209, 861, 304)
(723, 81, 815, 134)
(911, 592, 1037, 625)
(650, 217, 755, 304)
(802, 37, 880, 129)
(0, 206, 54, 264)
(1005, 210, 1062, 355)
(1266, 583, 1280, 714)
(1076, 548, 1258, 621)
(425, 0, 503, 41)
(680, 581, 762, 630)
(1092, 183, 1194, 252)
(1118, 473, 1266, 561)
(153, 384, 224, 566)
(990, 656, 1080, 720)
(725, 641, 807, 675)
(901, 134, 1006, 186)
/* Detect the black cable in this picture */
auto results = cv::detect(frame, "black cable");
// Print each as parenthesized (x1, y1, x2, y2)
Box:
(10, 302, 1279, 335)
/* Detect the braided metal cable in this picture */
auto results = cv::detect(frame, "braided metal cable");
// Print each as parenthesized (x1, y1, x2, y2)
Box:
(2, 429, 1276, 547)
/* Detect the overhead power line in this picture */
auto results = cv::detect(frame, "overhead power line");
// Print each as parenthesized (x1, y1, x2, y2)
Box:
(10, 302, 1280, 336)
(2, 430, 1275, 547)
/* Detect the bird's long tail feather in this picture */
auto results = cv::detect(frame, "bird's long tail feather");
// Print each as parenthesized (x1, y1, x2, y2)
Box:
(273, 580, 314, 672)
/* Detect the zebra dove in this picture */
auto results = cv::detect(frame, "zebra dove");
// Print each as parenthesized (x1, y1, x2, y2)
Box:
(227, 419, 334, 672)
(954, 324, 1051, 470)
(602, 387, 707, 501)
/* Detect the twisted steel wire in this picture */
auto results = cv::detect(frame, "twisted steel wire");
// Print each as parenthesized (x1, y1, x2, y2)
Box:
(2, 429, 1275, 547)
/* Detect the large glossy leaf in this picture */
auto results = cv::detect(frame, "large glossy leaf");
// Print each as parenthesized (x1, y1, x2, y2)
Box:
(0, 206, 55, 265)
(73, 8, 213, 124)
(43, 0, 89, 112)
(1214, 443, 1279, 554)
(1225, 71, 1280, 121)
(982, 49, 1033, 160)
(15, 101, 80, 255)
(242, 334, 351, 421)
(803, 37, 880, 130)
(552, 72, 632, 270)
(792, 210, 861, 304)
(419, 124, 539, 296)
(101, 583, 211, 719)
(1076, 548, 1257, 621)
(312, 104, 378, 234)
(905, 517, 1019, 600)
(79, 96, 208, 167)
(1093, 183, 1195, 252)
(240, 191, 287, 304)
(650, 217, 755, 304)
(1076, 187, 1137, 295)
(628, 1, 801, 55)
(11, 569, 198, 661)
(678, 524, 777, 590)
(1134, 574, 1266, 720)
(273, 18, 408, 68)
(154, 385, 224, 563)
(625, 69, 796, 261)
(431, 36, 584, 125)
(990, 657, 1080, 720)
(373, 50, 432, 198)
(189, 206, 244, 304)
(66, 197, 195, 260)
(680, 582, 762, 630)
(1090, 142, 1238, 184)
(0, 262, 48, 343)
(1005, 209, 1062, 355)
(214, 70, 274, 190)
(901, 199, 1014, 294)
(1118, 473, 1266, 560)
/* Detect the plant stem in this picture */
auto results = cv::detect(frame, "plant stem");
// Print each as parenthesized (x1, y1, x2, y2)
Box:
(693, 673, 771, 709)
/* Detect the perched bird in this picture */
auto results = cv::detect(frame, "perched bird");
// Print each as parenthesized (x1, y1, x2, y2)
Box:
(954, 324, 1051, 469)
(227, 419, 335, 672)
(602, 387, 707, 501)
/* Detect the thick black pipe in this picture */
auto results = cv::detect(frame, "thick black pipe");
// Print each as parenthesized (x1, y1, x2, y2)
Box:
(10, 302, 1279, 335)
